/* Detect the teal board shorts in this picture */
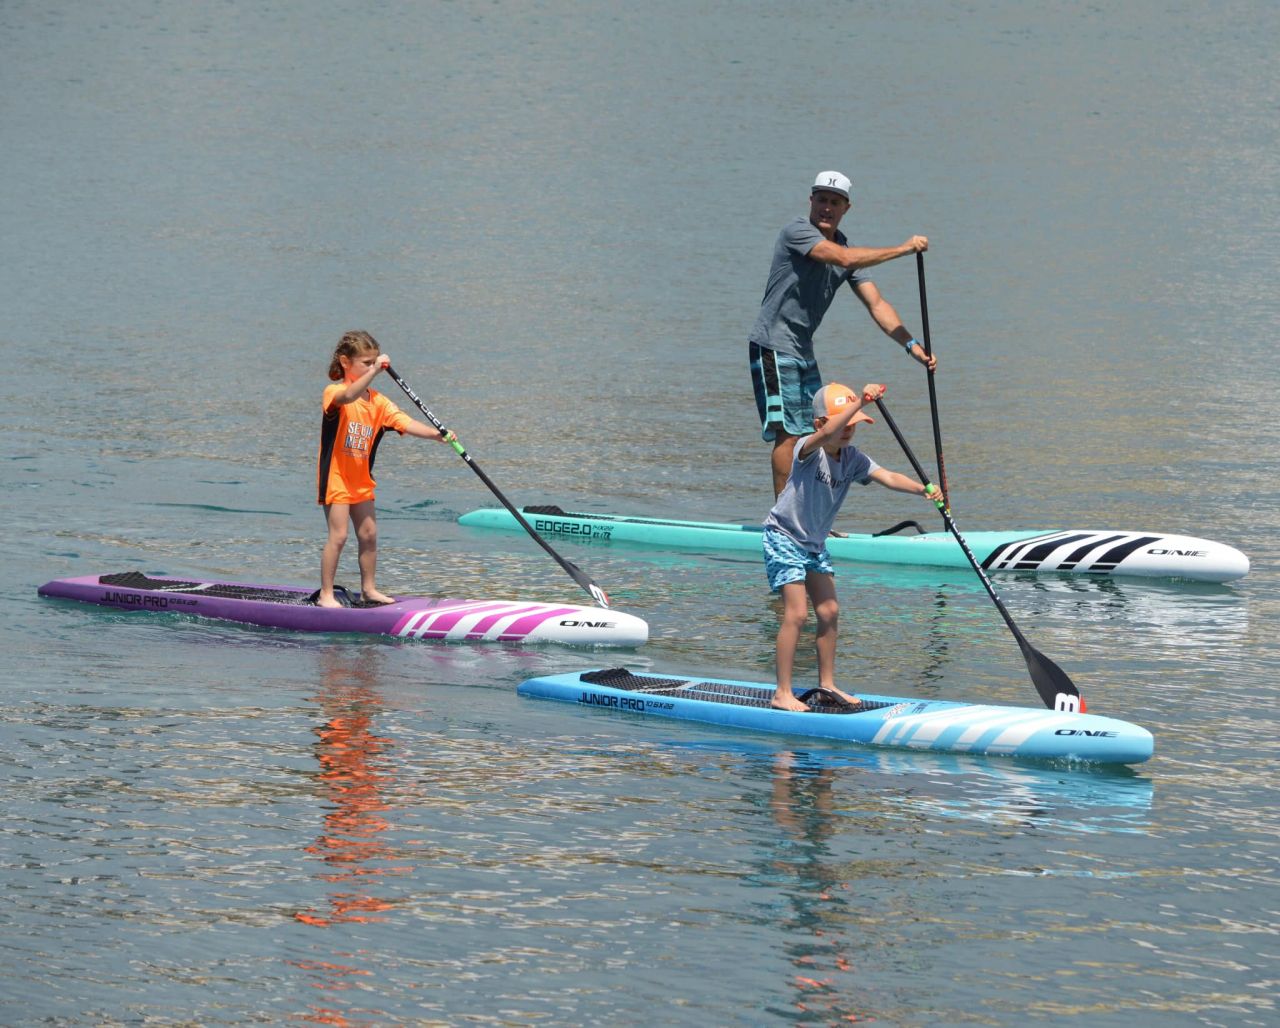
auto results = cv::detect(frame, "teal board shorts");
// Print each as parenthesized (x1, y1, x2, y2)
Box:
(750, 342, 822, 441)
(763, 526, 834, 591)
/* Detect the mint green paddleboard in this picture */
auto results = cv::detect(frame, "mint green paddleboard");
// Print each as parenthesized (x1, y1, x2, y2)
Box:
(458, 505, 1248, 582)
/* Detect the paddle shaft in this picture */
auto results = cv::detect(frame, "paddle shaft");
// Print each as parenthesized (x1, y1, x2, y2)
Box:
(873, 397, 1082, 710)
(384, 366, 611, 608)
(876, 396, 1010, 627)
(916, 252, 949, 503)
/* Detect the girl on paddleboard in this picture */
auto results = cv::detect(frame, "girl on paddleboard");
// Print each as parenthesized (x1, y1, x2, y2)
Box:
(316, 331, 455, 608)
(765, 382, 942, 712)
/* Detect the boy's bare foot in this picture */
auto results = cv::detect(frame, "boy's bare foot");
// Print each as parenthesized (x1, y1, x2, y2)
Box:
(315, 595, 344, 609)
(770, 689, 810, 712)
(360, 589, 396, 605)
(816, 684, 862, 708)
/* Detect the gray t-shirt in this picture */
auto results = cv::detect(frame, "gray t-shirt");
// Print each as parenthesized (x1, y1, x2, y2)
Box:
(764, 438, 880, 551)
(747, 217, 869, 360)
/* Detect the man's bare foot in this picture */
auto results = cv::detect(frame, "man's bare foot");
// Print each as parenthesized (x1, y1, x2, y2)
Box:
(771, 689, 810, 712)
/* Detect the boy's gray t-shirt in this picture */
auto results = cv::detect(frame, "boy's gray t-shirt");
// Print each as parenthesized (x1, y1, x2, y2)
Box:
(764, 438, 880, 551)
(747, 217, 869, 360)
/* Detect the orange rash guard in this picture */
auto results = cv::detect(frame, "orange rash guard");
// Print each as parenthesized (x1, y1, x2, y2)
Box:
(317, 383, 413, 505)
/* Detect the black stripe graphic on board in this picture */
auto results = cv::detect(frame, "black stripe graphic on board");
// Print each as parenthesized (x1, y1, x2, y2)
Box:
(1057, 534, 1126, 570)
(1091, 535, 1162, 570)
(1010, 533, 1097, 569)
(981, 532, 1071, 569)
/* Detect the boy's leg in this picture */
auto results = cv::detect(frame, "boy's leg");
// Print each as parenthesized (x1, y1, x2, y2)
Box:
(772, 581, 811, 711)
(808, 571, 859, 706)
(350, 501, 394, 604)
(318, 503, 350, 607)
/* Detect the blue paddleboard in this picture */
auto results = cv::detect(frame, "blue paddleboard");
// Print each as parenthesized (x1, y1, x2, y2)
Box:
(518, 668, 1154, 765)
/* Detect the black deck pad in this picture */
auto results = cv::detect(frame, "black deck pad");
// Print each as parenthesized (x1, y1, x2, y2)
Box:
(579, 668, 889, 714)
(100, 571, 311, 606)
(581, 668, 686, 692)
(524, 504, 571, 516)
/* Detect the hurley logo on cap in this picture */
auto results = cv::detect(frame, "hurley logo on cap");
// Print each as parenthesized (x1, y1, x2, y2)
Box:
(812, 170, 851, 200)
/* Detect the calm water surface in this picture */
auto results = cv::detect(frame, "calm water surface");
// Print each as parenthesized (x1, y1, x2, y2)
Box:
(2, 2, 1277, 1024)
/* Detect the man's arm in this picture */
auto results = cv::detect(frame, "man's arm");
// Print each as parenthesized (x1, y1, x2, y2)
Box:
(808, 234, 927, 271)
(852, 280, 938, 370)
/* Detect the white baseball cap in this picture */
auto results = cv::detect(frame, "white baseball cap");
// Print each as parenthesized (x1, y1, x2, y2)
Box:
(811, 170, 851, 200)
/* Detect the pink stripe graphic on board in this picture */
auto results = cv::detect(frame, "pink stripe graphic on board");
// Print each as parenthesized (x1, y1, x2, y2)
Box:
(392, 612, 421, 635)
(393, 601, 506, 638)
(419, 602, 520, 635)
(498, 607, 580, 640)
(463, 605, 549, 639)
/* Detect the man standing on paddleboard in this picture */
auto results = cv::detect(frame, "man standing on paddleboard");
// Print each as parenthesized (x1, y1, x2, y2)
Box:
(749, 171, 936, 497)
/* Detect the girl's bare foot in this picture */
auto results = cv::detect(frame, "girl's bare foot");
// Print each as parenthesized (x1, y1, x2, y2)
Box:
(315, 594, 344, 609)
(361, 588, 395, 605)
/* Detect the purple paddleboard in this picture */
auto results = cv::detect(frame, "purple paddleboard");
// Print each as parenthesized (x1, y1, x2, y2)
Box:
(39, 572, 648, 647)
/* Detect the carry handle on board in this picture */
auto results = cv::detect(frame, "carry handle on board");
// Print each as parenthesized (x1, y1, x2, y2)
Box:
(874, 397, 1084, 713)
(385, 365, 611, 609)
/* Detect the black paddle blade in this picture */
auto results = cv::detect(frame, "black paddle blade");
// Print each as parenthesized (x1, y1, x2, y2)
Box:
(569, 563, 610, 609)
(876, 397, 1088, 712)
(1018, 635, 1084, 712)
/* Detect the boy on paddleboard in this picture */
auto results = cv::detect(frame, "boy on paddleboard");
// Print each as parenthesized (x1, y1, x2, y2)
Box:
(766, 382, 942, 712)
(749, 171, 935, 498)
(316, 331, 455, 608)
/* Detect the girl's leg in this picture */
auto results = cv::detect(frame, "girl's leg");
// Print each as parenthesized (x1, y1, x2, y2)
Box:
(772, 581, 811, 711)
(318, 503, 350, 607)
(349, 501, 394, 603)
(809, 572, 859, 705)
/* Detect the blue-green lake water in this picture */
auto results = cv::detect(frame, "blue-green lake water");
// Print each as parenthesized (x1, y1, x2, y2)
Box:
(2, 2, 1277, 1024)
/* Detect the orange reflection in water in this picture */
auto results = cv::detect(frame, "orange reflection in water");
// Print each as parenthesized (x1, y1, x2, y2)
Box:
(294, 651, 409, 928)
(290, 649, 412, 1026)
(289, 959, 375, 1027)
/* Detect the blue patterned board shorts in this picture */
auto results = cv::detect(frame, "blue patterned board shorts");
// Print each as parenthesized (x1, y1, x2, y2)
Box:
(763, 527, 834, 592)
(749, 342, 823, 441)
